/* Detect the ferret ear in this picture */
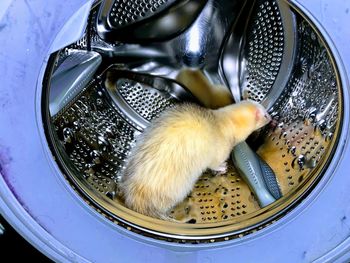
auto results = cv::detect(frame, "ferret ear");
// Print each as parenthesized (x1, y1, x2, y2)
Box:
(255, 107, 271, 123)
(255, 108, 263, 122)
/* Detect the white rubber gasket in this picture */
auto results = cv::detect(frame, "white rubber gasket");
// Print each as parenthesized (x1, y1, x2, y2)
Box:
(0, 0, 350, 262)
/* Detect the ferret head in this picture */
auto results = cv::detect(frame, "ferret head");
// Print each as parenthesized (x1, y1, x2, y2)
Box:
(218, 100, 271, 143)
(250, 101, 271, 130)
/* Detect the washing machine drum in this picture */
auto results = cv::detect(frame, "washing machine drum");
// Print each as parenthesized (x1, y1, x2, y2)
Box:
(1, 0, 349, 262)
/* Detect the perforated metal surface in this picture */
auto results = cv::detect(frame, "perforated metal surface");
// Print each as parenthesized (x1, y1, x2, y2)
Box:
(71, 8, 120, 52)
(108, 0, 174, 28)
(46, 0, 342, 242)
(117, 80, 176, 122)
(244, 0, 285, 102)
(53, 81, 137, 195)
(170, 18, 338, 220)
(170, 162, 259, 223)
(276, 20, 338, 136)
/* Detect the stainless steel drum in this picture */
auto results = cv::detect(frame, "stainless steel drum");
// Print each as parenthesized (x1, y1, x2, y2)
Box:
(1, 0, 350, 261)
(42, 0, 343, 242)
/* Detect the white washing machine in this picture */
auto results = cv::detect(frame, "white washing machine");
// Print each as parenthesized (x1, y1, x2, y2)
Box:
(0, 0, 350, 262)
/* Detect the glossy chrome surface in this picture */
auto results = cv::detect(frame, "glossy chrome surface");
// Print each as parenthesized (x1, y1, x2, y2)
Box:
(43, 0, 343, 242)
(221, 0, 296, 206)
(49, 50, 102, 116)
(104, 67, 200, 130)
(96, 0, 208, 43)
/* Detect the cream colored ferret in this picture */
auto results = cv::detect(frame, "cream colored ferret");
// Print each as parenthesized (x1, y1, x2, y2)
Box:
(119, 101, 271, 219)
(176, 68, 233, 109)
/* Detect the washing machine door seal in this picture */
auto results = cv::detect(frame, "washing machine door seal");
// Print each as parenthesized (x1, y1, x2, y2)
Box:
(0, 0, 350, 262)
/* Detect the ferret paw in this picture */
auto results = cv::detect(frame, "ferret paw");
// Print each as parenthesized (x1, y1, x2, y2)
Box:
(211, 162, 228, 175)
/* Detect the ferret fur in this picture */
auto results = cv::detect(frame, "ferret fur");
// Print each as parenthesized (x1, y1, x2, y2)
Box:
(176, 69, 233, 109)
(119, 100, 271, 219)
